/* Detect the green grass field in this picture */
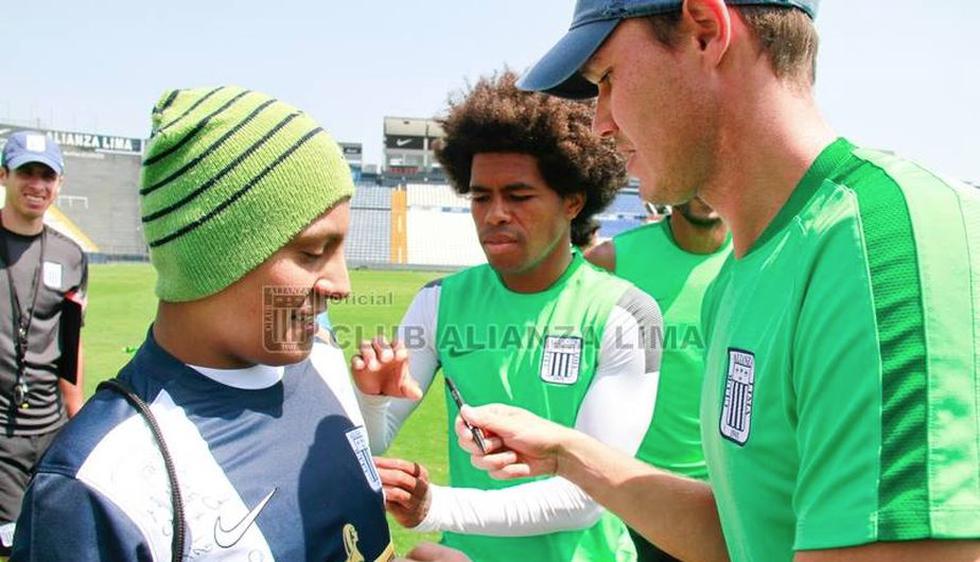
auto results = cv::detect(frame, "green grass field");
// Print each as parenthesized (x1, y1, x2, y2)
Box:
(83, 263, 448, 554)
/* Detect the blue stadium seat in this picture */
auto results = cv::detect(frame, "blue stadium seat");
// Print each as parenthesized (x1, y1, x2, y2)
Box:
(351, 187, 393, 210)
(347, 209, 391, 263)
(607, 192, 646, 215)
(598, 218, 644, 238)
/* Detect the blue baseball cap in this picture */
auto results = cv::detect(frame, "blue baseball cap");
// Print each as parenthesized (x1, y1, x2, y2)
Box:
(1, 131, 65, 175)
(518, 0, 819, 99)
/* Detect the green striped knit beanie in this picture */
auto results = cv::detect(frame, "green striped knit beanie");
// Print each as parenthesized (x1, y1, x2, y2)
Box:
(140, 86, 353, 302)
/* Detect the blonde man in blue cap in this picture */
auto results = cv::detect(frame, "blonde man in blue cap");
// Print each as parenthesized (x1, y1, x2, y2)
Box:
(11, 87, 395, 561)
(448, 1, 980, 562)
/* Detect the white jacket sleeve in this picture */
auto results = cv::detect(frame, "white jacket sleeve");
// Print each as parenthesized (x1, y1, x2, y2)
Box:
(414, 286, 663, 535)
(356, 281, 443, 454)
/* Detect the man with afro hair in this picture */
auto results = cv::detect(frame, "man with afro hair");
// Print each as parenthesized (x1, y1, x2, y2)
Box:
(351, 71, 664, 562)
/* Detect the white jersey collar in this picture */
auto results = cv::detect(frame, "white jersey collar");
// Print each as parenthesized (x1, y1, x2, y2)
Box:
(187, 362, 287, 390)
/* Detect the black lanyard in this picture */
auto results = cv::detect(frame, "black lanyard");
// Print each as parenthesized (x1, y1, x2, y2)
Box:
(0, 222, 46, 410)
(98, 379, 186, 561)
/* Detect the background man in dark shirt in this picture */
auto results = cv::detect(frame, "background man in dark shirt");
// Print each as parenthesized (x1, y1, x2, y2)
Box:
(0, 132, 86, 553)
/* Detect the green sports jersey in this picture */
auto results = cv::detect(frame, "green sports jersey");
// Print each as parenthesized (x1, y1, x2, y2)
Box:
(700, 138, 980, 561)
(614, 220, 732, 479)
(436, 255, 640, 562)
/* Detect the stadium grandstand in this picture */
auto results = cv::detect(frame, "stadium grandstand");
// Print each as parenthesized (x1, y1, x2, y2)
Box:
(381, 116, 447, 186)
(595, 187, 649, 237)
(344, 181, 648, 267)
(1, 118, 652, 269)
(340, 142, 364, 182)
(347, 186, 393, 264)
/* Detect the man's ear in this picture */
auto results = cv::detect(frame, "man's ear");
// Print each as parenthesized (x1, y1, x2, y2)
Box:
(681, 0, 732, 67)
(0, 167, 7, 186)
(565, 192, 586, 219)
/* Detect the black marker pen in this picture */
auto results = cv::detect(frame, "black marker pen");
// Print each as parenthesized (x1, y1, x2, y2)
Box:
(445, 376, 487, 454)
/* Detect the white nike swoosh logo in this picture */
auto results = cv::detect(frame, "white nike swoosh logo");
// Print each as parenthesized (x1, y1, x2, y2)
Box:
(396, 139, 411, 146)
(213, 488, 277, 548)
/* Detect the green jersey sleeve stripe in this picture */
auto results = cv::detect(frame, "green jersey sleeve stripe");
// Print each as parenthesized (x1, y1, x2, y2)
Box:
(842, 158, 931, 540)
(852, 149, 980, 538)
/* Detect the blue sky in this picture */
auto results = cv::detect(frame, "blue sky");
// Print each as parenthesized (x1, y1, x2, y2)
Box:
(4, 0, 978, 181)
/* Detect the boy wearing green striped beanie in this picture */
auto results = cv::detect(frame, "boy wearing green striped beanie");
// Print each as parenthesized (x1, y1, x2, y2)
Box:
(11, 87, 397, 561)
(140, 85, 355, 366)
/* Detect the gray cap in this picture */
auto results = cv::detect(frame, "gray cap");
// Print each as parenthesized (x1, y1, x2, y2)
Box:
(518, 0, 819, 99)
